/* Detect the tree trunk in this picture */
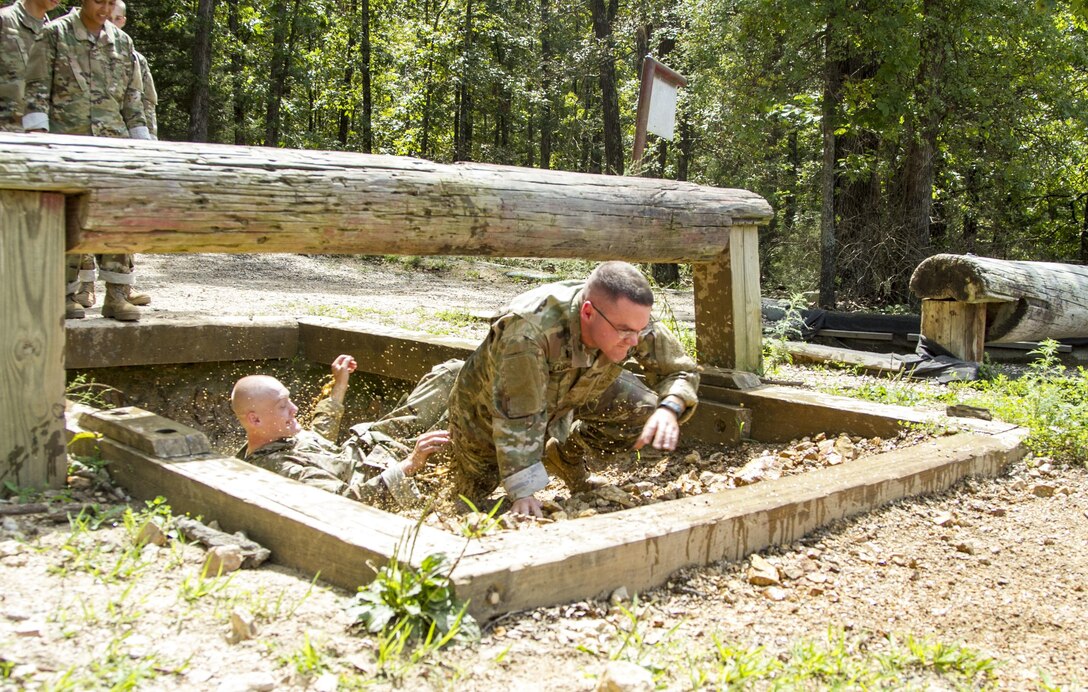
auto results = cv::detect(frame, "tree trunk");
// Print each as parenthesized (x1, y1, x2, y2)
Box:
(590, 0, 622, 175)
(539, 0, 554, 169)
(454, 0, 475, 161)
(188, 0, 217, 142)
(227, 0, 247, 145)
(265, 0, 302, 147)
(338, 0, 357, 146)
(818, 23, 843, 309)
(359, 0, 373, 153)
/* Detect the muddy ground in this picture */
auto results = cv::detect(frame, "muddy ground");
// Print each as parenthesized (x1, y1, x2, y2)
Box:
(2, 254, 1086, 690)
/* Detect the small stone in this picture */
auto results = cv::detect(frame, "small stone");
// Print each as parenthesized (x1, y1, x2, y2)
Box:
(203, 545, 244, 576)
(933, 511, 955, 527)
(781, 564, 804, 581)
(551, 511, 569, 522)
(313, 673, 339, 692)
(216, 671, 276, 692)
(67, 476, 93, 490)
(806, 572, 828, 584)
(747, 554, 781, 586)
(989, 507, 1007, 517)
(762, 586, 788, 601)
(0, 540, 23, 558)
(136, 520, 168, 547)
(540, 499, 564, 513)
(1031, 484, 1056, 498)
(596, 660, 654, 692)
(487, 589, 501, 606)
(610, 586, 630, 606)
(955, 541, 978, 555)
(15, 622, 43, 637)
(575, 508, 598, 519)
(228, 608, 258, 643)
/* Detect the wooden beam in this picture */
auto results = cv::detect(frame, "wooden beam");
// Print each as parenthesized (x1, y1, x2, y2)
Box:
(0, 134, 772, 261)
(920, 300, 987, 362)
(1, 191, 66, 490)
(783, 341, 906, 374)
(694, 226, 763, 372)
(65, 316, 298, 369)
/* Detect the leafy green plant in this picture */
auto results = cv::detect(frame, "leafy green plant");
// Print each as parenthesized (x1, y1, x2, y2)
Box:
(456, 496, 504, 538)
(281, 632, 330, 677)
(65, 373, 119, 410)
(762, 293, 808, 375)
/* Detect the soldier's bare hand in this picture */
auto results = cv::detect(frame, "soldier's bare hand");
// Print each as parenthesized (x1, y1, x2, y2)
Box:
(404, 429, 450, 475)
(635, 407, 681, 451)
(510, 496, 543, 519)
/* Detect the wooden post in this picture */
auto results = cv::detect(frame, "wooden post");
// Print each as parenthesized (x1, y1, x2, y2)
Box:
(920, 299, 987, 362)
(693, 225, 762, 372)
(0, 191, 67, 490)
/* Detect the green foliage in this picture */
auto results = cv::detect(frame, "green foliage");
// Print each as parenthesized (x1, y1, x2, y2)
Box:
(953, 339, 1088, 464)
(65, 374, 118, 410)
(762, 294, 808, 375)
(456, 496, 505, 539)
(281, 633, 330, 677)
(347, 540, 480, 647)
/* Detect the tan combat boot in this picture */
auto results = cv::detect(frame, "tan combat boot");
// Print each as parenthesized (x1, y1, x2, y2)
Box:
(543, 438, 604, 495)
(101, 283, 141, 321)
(65, 295, 85, 319)
(72, 282, 96, 308)
(124, 285, 151, 306)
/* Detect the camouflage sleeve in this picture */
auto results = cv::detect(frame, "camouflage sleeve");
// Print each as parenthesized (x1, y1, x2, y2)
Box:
(634, 323, 701, 421)
(121, 41, 148, 139)
(491, 320, 551, 500)
(21, 28, 54, 131)
(344, 439, 420, 510)
(310, 397, 345, 444)
(251, 448, 351, 496)
(137, 52, 157, 139)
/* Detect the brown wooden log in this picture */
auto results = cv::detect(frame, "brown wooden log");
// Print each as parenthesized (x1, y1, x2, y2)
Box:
(910, 253, 1088, 342)
(0, 134, 772, 260)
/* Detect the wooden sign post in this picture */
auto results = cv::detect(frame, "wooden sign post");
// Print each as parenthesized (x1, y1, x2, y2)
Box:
(631, 56, 688, 170)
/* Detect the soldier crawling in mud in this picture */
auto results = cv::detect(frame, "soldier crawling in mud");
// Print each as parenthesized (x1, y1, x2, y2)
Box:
(445, 260, 701, 518)
(230, 354, 450, 512)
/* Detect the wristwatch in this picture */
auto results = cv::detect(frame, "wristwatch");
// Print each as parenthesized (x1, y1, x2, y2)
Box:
(657, 399, 684, 417)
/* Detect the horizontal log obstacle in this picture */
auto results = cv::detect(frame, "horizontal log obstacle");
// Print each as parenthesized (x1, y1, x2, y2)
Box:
(0, 133, 771, 489)
(910, 253, 1088, 361)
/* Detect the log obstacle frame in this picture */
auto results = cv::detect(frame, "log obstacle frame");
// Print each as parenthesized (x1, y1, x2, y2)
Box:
(2, 136, 1029, 618)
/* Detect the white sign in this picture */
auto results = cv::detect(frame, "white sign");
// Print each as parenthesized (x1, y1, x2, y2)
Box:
(646, 76, 679, 140)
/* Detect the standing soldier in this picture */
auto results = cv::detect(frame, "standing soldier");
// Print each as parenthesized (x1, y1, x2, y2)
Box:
(109, 0, 156, 139)
(0, 0, 60, 132)
(23, 0, 151, 322)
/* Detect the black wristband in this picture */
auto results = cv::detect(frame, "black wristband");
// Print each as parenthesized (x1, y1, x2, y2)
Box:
(657, 400, 684, 417)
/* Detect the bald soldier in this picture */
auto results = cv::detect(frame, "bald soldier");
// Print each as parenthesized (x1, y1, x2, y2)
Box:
(232, 355, 450, 511)
(446, 261, 701, 518)
(23, 0, 151, 322)
(0, 0, 60, 131)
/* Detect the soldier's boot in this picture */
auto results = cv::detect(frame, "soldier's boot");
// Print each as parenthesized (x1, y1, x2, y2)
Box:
(101, 283, 141, 322)
(543, 438, 605, 495)
(65, 295, 86, 320)
(73, 282, 96, 308)
(124, 285, 151, 306)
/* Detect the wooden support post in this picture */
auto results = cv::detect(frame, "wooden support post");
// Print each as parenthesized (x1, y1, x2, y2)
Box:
(1, 191, 66, 490)
(693, 225, 762, 372)
(920, 299, 987, 362)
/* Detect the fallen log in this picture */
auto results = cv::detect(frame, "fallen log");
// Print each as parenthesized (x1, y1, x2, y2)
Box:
(910, 254, 1088, 343)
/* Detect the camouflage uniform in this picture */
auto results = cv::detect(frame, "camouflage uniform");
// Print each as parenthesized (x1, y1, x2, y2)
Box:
(23, 8, 150, 305)
(365, 359, 463, 442)
(447, 280, 700, 506)
(134, 49, 156, 139)
(0, 0, 48, 132)
(238, 398, 421, 511)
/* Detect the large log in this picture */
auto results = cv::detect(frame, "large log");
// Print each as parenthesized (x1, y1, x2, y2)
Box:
(910, 253, 1088, 343)
(0, 134, 772, 260)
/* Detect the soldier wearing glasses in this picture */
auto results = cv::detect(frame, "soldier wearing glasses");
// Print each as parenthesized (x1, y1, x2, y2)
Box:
(446, 260, 700, 518)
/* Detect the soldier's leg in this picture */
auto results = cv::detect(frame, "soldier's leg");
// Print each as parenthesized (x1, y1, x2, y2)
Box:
(65, 254, 89, 319)
(97, 253, 141, 322)
(551, 370, 658, 480)
(366, 359, 463, 441)
(446, 383, 504, 512)
(71, 254, 97, 308)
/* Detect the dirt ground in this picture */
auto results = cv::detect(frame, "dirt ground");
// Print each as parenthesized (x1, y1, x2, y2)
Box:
(2, 254, 1087, 690)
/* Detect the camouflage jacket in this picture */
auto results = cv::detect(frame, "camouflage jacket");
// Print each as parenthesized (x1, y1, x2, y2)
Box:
(22, 9, 149, 138)
(450, 280, 700, 499)
(238, 398, 420, 511)
(134, 49, 156, 139)
(0, 1, 47, 132)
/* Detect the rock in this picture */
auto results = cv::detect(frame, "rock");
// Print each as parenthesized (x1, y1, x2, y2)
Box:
(550, 511, 569, 522)
(136, 520, 168, 547)
(781, 564, 805, 581)
(575, 508, 598, 519)
(933, 511, 955, 527)
(733, 454, 780, 486)
(540, 498, 564, 513)
(1031, 484, 1057, 498)
(762, 586, 789, 601)
(747, 554, 781, 586)
(0, 540, 23, 558)
(610, 586, 630, 606)
(313, 673, 339, 692)
(216, 671, 276, 692)
(596, 660, 654, 692)
(955, 541, 978, 555)
(228, 609, 258, 644)
(204, 545, 245, 576)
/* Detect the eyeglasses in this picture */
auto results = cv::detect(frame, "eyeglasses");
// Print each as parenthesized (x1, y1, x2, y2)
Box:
(589, 301, 654, 340)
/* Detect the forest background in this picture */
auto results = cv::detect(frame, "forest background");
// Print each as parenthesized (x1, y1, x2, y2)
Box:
(117, 0, 1087, 308)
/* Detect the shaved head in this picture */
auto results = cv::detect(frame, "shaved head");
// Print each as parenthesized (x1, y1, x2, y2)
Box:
(232, 375, 302, 452)
(231, 375, 284, 419)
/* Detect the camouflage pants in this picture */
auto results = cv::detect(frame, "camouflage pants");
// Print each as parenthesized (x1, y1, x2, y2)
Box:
(362, 359, 463, 443)
(448, 369, 658, 508)
(65, 253, 135, 295)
